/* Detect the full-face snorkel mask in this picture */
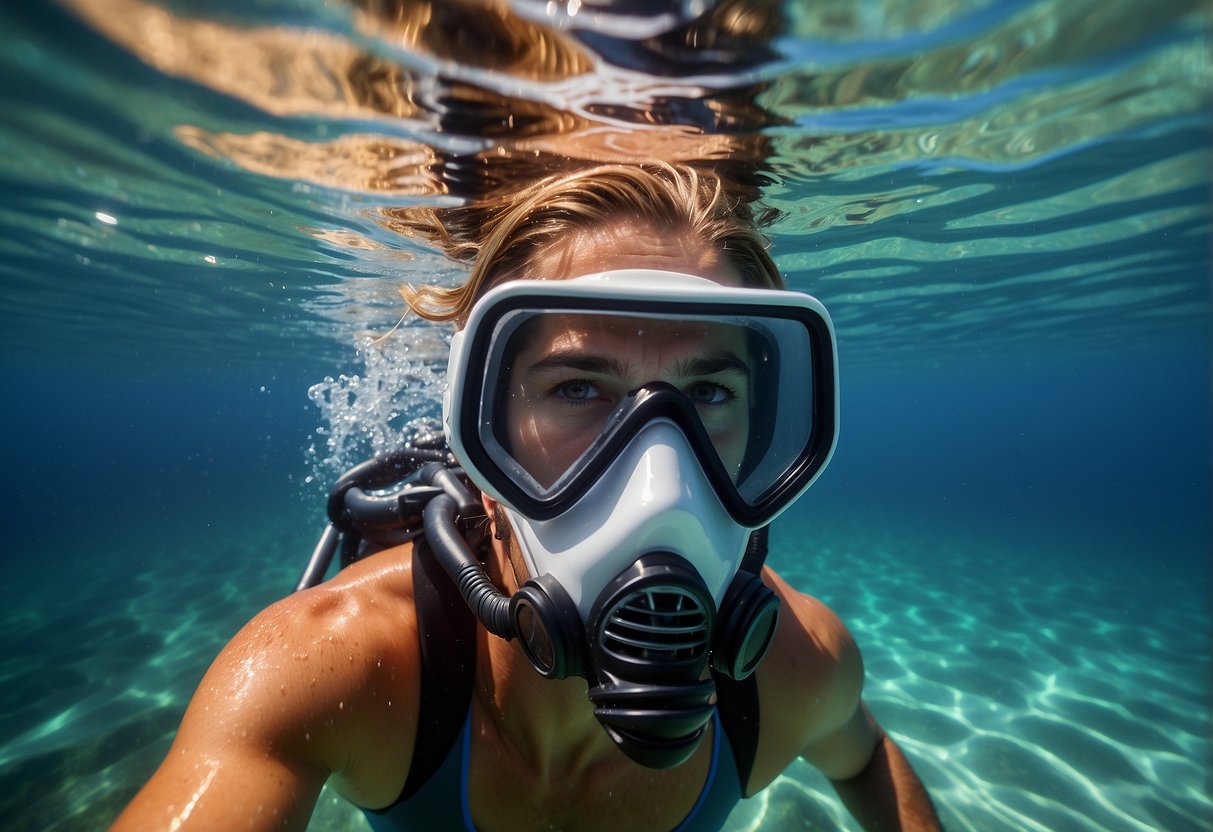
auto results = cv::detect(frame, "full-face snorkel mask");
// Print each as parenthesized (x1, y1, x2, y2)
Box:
(443, 269, 838, 768)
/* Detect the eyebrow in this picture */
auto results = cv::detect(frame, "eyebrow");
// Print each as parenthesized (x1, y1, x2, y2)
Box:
(525, 350, 749, 379)
(526, 352, 631, 376)
(675, 351, 751, 379)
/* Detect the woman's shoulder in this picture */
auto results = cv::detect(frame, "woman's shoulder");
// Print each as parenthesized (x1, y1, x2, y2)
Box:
(745, 566, 864, 790)
(758, 566, 858, 677)
(245, 543, 424, 804)
(218, 543, 420, 698)
(282, 544, 422, 708)
(297, 542, 417, 615)
(255, 543, 417, 653)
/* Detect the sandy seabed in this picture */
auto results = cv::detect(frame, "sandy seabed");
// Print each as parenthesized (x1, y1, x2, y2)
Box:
(1, 510, 1207, 831)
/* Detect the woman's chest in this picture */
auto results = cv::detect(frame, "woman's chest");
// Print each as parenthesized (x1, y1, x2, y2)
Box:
(465, 723, 719, 832)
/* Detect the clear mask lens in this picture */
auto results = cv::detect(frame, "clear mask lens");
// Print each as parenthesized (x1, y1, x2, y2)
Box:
(477, 308, 817, 510)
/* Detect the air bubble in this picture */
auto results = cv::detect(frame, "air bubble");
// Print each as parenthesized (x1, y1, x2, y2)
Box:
(304, 331, 446, 491)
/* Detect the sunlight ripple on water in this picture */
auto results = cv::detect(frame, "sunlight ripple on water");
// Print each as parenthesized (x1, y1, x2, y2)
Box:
(1, 0, 1205, 381)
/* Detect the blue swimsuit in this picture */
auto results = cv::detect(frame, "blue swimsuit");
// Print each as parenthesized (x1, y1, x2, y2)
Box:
(363, 710, 743, 832)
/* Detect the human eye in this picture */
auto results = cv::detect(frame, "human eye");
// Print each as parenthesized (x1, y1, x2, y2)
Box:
(553, 379, 604, 404)
(685, 380, 736, 406)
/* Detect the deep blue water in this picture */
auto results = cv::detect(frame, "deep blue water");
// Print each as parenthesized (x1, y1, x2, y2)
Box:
(1, 0, 1209, 830)
(6, 343, 1206, 576)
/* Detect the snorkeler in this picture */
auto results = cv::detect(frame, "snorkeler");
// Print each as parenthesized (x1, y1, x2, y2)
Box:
(113, 164, 942, 831)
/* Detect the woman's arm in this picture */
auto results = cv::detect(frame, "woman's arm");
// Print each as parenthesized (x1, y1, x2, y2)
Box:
(112, 723, 328, 831)
(807, 702, 942, 831)
(758, 568, 941, 830)
(112, 600, 335, 831)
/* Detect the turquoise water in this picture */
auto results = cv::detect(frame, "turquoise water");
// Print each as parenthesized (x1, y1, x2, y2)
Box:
(1, 1, 1209, 830)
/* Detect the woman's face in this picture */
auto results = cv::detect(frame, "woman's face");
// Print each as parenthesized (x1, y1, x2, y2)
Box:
(503, 314, 753, 488)
(500, 222, 752, 488)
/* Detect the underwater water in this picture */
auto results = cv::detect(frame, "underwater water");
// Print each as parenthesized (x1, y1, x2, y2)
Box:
(1, 0, 1209, 830)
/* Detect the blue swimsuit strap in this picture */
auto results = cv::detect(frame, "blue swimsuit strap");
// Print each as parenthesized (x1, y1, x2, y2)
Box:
(672, 713, 723, 832)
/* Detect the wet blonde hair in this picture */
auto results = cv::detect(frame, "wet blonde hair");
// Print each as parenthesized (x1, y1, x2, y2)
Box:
(398, 162, 783, 324)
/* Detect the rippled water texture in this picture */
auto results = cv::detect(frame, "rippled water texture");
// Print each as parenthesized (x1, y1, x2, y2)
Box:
(0, 1, 1208, 830)
(4, 0, 1207, 373)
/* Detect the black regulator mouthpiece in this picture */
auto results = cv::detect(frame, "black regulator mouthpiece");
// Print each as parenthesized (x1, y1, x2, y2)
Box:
(507, 545, 781, 770)
(584, 552, 722, 769)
